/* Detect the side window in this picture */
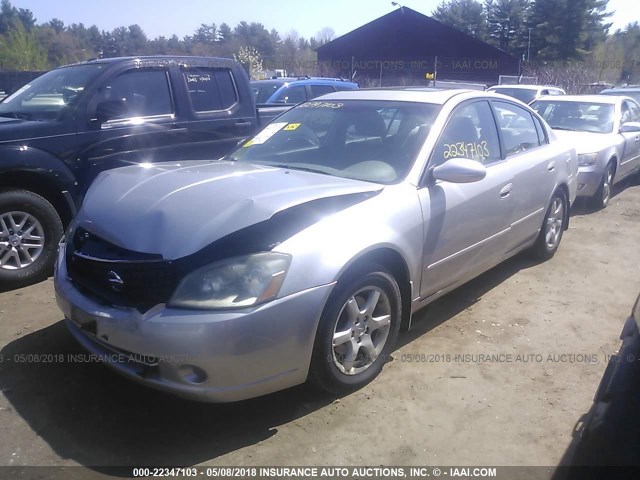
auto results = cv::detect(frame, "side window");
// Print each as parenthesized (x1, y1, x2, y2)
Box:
(533, 115, 548, 145)
(272, 85, 307, 104)
(432, 101, 501, 167)
(183, 68, 238, 112)
(99, 69, 172, 118)
(623, 101, 640, 123)
(309, 84, 335, 99)
(492, 101, 541, 156)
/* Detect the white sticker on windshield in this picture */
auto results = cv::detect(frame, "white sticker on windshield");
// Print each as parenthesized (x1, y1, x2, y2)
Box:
(246, 122, 288, 145)
(2, 84, 31, 104)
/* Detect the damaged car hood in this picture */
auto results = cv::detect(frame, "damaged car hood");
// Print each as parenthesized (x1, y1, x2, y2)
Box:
(77, 160, 382, 259)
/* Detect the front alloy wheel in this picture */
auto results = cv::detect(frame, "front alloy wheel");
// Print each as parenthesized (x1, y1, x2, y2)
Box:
(0, 189, 63, 290)
(594, 163, 615, 210)
(0, 211, 46, 270)
(309, 267, 401, 395)
(332, 286, 392, 375)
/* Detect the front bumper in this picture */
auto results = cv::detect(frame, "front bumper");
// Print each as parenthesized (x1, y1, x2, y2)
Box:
(576, 166, 603, 198)
(54, 249, 334, 402)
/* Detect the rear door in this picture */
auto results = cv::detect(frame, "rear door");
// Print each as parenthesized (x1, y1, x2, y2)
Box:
(491, 100, 557, 252)
(418, 100, 514, 299)
(171, 66, 257, 160)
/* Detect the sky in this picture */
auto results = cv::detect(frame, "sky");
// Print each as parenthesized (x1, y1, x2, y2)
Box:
(10, 0, 639, 41)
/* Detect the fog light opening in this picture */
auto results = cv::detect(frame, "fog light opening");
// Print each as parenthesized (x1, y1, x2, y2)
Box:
(178, 365, 208, 384)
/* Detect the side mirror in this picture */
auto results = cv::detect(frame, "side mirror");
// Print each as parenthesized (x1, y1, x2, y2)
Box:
(96, 99, 128, 123)
(620, 122, 640, 133)
(432, 158, 487, 184)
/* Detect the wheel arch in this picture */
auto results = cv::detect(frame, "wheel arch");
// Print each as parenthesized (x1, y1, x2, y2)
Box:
(333, 246, 413, 332)
(0, 170, 75, 226)
(0, 147, 80, 227)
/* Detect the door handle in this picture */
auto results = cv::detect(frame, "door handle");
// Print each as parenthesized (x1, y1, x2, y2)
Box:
(234, 121, 253, 127)
(635, 136, 639, 144)
(547, 161, 556, 172)
(499, 183, 513, 198)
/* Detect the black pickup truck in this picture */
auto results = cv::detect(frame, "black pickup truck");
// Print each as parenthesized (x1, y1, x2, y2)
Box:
(0, 56, 287, 290)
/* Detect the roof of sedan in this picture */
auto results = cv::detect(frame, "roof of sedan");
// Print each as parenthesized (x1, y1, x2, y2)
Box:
(488, 84, 563, 90)
(535, 95, 621, 104)
(318, 89, 477, 105)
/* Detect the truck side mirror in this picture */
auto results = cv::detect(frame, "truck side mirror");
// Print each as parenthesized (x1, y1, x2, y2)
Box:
(96, 99, 128, 123)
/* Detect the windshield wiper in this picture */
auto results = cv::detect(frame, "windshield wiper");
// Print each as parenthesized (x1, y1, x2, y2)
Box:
(551, 126, 578, 131)
(271, 164, 331, 176)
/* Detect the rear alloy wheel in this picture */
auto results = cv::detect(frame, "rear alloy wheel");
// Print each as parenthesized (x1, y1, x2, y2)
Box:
(593, 163, 615, 210)
(0, 190, 63, 290)
(532, 192, 566, 261)
(309, 267, 401, 395)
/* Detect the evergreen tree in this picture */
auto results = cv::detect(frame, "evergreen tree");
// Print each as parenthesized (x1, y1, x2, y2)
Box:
(485, 0, 531, 55)
(432, 0, 488, 39)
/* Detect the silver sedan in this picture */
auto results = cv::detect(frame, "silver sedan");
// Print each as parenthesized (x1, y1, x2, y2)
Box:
(54, 90, 578, 402)
(531, 95, 640, 209)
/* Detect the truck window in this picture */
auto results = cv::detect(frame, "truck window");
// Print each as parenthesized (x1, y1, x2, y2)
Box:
(309, 84, 335, 98)
(100, 69, 173, 118)
(183, 68, 238, 112)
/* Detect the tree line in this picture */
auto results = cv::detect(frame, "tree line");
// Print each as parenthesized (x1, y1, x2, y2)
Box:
(0, 0, 333, 74)
(0, 0, 638, 86)
(432, 0, 640, 85)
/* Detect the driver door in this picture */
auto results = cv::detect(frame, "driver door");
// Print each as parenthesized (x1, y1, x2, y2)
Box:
(417, 100, 515, 299)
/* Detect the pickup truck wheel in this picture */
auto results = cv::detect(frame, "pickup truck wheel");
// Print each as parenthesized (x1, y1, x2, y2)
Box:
(0, 190, 63, 290)
(308, 267, 401, 395)
(532, 191, 566, 261)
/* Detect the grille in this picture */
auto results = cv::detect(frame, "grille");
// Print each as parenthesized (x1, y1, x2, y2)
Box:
(66, 228, 178, 312)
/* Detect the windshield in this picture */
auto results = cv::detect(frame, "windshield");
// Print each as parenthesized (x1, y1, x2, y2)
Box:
(227, 100, 441, 184)
(0, 64, 107, 121)
(251, 82, 283, 104)
(531, 100, 615, 133)
(491, 87, 537, 104)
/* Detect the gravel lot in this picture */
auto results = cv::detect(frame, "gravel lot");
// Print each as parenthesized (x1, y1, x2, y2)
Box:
(1, 179, 639, 476)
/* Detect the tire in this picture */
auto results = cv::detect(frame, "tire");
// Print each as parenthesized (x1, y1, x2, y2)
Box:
(532, 191, 566, 261)
(308, 266, 401, 395)
(0, 189, 64, 290)
(592, 162, 615, 210)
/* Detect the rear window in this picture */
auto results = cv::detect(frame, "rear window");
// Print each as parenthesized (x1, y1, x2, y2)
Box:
(491, 88, 537, 104)
(183, 68, 238, 112)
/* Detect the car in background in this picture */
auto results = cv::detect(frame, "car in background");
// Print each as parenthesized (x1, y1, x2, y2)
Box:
(55, 89, 577, 402)
(251, 76, 358, 105)
(487, 84, 566, 104)
(531, 95, 640, 209)
(599, 86, 640, 104)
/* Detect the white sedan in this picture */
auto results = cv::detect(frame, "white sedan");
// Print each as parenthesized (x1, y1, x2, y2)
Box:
(532, 95, 640, 209)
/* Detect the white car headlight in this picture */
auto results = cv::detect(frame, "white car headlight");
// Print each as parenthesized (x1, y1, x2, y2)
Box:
(578, 153, 598, 166)
(169, 253, 291, 310)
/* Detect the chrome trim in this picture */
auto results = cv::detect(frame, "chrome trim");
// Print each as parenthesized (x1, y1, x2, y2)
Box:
(511, 207, 545, 227)
(427, 227, 510, 270)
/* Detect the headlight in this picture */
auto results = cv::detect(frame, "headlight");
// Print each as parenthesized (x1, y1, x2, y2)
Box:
(578, 153, 598, 166)
(169, 253, 291, 310)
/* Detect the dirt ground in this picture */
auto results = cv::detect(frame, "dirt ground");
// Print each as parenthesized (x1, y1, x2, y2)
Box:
(1, 179, 639, 477)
